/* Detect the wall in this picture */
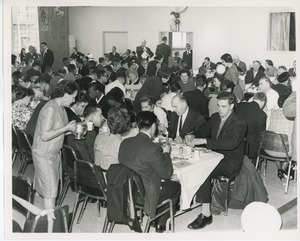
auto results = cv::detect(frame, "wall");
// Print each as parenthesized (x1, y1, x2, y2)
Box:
(38, 7, 69, 70)
(69, 6, 297, 70)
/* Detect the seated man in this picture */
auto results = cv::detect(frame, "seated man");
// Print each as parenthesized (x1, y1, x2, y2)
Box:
(88, 81, 110, 118)
(140, 95, 168, 131)
(244, 60, 265, 87)
(65, 92, 89, 122)
(236, 92, 267, 163)
(118, 111, 181, 233)
(168, 94, 206, 142)
(67, 106, 104, 163)
(188, 92, 246, 230)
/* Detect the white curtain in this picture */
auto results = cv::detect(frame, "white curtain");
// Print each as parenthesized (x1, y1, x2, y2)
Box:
(269, 12, 290, 51)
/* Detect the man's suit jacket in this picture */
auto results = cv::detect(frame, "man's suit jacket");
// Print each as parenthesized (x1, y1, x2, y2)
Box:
(88, 95, 110, 119)
(25, 52, 39, 63)
(183, 89, 209, 117)
(155, 43, 171, 64)
(193, 112, 247, 177)
(133, 75, 163, 113)
(78, 65, 89, 77)
(41, 48, 54, 72)
(168, 108, 206, 139)
(109, 52, 120, 61)
(137, 65, 147, 78)
(136, 46, 154, 64)
(244, 69, 265, 86)
(182, 50, 193, 68)
(146, 60, 160, 77)
(118, 132, 173, 217)
(202, 61, 216, 70)
(235, 61, 247, 73)
(235, 102, 267, 159)
(65, 107, 82, 122)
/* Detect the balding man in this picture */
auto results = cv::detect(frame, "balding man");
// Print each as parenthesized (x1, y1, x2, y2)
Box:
(168, 94, 206, 142)
(136, 39, 154, 64)
(233, 55, 247, 74)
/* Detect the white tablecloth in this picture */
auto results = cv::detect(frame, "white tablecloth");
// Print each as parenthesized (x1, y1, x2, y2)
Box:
(171, 147, 223, 210)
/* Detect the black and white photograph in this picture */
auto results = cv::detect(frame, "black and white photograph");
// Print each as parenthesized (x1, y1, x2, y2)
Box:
(2, 0, 299, 240)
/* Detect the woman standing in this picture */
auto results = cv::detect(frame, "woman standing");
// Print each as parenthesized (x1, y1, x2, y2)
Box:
(32, 80, 77, 209)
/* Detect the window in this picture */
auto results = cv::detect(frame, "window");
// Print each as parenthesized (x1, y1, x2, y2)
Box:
(268, 12, 296, 51)
(11, 6, 40, 57)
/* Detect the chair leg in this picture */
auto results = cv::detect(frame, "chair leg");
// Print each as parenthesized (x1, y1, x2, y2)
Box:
(12, 150, 18, 167)
(169, 202, 174, 233)
(284, 161, 292, 194)
(76, 196, 89, 224)
(144, 217, 151, 233)
(263, 159, 267, 177)
(97, 200, 101, 217)
(224, 180, 229, 216)
(108, 221, 115, 233)
(102, 216, 109, 233)
(57, 179, 70, 206)
(69, 193, 80, 232)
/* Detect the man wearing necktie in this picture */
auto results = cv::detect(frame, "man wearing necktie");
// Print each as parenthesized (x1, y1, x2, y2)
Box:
(168, 94, 205, 143)
(182, 43, 193, 69)
(40, 42, 54, 73)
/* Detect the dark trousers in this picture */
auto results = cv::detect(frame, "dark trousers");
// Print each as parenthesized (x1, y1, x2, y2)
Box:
(195, 157, 241, 204)
(156, 180, 181, 225)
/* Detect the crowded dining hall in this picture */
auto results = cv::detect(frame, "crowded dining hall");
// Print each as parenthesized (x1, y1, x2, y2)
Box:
(8, 2, 298, 237)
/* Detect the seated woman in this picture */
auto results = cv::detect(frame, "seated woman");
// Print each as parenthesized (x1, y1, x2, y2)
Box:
(266, 93, 294, 180)
(12, 86, 35, 130)
(264, 59, 277, 77)
(94, 107, 133, 170)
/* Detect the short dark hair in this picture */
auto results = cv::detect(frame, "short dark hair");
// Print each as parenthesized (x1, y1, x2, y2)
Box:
(74, 92, 90, 104)
(107, 107, 131, 135)
(121, 60, 128, 66)
(76, 59, 83, 65)
(194, 74, 207, 87)
(116, 71, 126, 79)
(67, 64, 76, 73)
(40, 42, 47, 46)
(162, 36, 167, 42)
(179, 69, 191, 77)
(32, 61, 40, 68)
(221, 53, 233, 63)
(220, 79, 235, 92)
(98, 57, 104, 63)
(157, 66, 172, 79)
(88, 81, 105, 94)
(104, 65, 113, 72)
(51, 80, 78, 99)
(204, 57, 210, 62)
(97, 70, 107, 79)
(15, 86, 35, 100)
(216, 91, 236, 105)
(265, 59, 274, 66)
(253, 92, 267, 103)
(140, 95, 154, 105)
(136, 111, 157, 130)
(106, 87, 124, 102)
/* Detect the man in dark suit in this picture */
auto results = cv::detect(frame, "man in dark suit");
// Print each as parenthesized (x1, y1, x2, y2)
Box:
(108, 46, 120, 61)
(76, 58, 89, 78)
(118, 111, 181, 233)
(133, 66, 171, 113)
(104, 65, 116, 83)
(245, 60, 265, 86)
(136, 39, 154, 65)
(25, 45, 39, 63)
(87, 81, 110, 119)
(183, 74, 209, 117)
(182, 43, 193, 69)
(168, 94, 206, 141)
(40, 42, 54, 73)
(202, 57, 216, 71)
(137, 58, 148, 78)
(188, 92, 246, 230)
(155, 36, 171, 65)
(236, 92, 267, 163)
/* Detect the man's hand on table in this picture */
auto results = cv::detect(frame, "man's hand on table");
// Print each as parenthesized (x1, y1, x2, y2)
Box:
(174, 136, 183, 144)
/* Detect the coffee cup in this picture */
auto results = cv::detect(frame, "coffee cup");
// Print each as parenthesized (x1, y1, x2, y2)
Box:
(86, 121, 94, 131)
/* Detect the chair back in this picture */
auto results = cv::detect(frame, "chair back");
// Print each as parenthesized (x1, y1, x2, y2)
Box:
(12, 126, 19, 149)
(131, 174, 146, 206)
(15, 129, 32, 156)
(12, 175, 33, 218)
(61, 145, 79, 179)
(260, 131, 289, 157)
(74, 160, 107, 199)
(23, 205, 69, 233)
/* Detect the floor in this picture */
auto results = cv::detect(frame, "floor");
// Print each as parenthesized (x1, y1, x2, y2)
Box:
(12, 156, 298, 238)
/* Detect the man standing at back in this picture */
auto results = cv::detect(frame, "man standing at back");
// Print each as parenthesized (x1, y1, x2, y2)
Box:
(136, 39, 154, 65)
(155, 36, 171, 66)
(119, 111, 181, 233)
(40, 42, 54, 73)
(182, 43, 193, 69)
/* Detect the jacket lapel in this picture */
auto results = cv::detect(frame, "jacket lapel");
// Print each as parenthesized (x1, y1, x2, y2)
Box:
(217, 112, 235, 139)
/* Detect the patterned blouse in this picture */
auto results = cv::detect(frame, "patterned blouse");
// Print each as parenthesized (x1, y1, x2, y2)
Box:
(12, 100, 34, 130)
